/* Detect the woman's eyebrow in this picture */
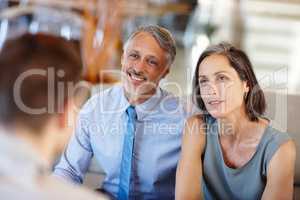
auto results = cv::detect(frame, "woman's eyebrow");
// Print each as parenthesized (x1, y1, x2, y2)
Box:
(198, 70, 229, 78)
(198, 75, 207, 78)
(214, 70, 229, 75)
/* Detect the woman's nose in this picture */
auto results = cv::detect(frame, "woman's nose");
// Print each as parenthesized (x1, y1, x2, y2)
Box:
(202, 82, 218, 95)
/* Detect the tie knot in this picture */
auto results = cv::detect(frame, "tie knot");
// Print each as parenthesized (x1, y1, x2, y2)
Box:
(126, 106, 137, 120)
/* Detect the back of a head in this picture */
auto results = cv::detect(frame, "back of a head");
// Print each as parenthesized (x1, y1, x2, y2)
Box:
(0, 33, 82, 132)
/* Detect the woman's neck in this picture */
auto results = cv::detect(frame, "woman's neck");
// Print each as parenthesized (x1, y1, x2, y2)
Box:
(217, 108, 254, 141)
(217, 111, 268, 144)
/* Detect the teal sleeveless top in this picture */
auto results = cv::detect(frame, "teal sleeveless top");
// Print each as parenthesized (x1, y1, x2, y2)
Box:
(202, 116, 291, 200)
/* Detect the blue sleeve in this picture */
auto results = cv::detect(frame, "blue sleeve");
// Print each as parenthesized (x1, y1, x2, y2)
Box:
(53, 112, 94, 184)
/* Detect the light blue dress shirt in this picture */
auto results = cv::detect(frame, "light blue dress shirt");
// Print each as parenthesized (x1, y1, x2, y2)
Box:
(54, 84, 188, 200)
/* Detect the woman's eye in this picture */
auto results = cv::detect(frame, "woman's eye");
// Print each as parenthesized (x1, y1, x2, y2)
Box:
(218, 75, 228, 81)
(199, 79, 208, 84)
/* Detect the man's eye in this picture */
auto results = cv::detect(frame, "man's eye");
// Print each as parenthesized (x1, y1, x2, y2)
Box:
(129, 54, 138, 59)
(149, 60, 158, 66)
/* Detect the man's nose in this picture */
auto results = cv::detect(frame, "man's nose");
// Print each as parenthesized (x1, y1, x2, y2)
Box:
(134, 59, 146, 72)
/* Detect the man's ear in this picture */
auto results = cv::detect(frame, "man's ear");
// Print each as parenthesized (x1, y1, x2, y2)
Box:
(121, 54, 125, 66)
(161, 67, 170, 79)
(58, 99, 77, 130)
(52, 98, 78, 157)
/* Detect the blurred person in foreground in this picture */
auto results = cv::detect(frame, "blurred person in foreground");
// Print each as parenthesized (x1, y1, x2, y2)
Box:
(0, 33, 107, 200)
(176, 42, 296, 200)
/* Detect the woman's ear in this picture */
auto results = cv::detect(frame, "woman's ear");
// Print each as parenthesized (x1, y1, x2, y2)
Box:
(243, 81, 250, 93)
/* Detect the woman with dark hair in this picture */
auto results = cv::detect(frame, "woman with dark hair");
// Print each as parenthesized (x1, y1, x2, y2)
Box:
(176, 42, 296, 200)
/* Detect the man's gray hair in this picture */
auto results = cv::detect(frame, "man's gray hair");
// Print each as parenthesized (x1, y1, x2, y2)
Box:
(123, 25, 176, 66)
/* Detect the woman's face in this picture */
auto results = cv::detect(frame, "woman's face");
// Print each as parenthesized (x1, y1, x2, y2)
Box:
(198, 54, 249, 119)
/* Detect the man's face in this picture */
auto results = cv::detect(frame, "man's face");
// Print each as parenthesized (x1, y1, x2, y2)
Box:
(121, 32, 170, 99)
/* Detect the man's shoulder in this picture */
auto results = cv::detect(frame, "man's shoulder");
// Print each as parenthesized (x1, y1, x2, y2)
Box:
(160, 88, 181, 104)
(159, 88, 190, 115)
(89, 84, 122, 102)
(80, 84, 123, 113)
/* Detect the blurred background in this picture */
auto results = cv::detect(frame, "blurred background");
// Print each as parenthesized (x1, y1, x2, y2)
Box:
(1, 0, 300, 93)
(1, 0, 300, 94)
(1, 0, 300, 198)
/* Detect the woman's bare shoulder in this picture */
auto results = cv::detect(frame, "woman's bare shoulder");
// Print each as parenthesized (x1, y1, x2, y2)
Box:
(182, 114, 206, 153)
(186, 114, 204, 126)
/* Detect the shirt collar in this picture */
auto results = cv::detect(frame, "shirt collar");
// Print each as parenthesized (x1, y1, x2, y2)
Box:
(119, 86, 163, 120)
(0, 127, 49, 184)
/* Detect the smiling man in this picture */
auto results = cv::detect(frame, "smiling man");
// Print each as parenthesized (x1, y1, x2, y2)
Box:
(54, 25, 188, 200)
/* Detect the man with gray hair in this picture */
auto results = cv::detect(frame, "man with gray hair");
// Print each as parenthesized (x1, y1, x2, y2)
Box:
(54, 25, 187, 200)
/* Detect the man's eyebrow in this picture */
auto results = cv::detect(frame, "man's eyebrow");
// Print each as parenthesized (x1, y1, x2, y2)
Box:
(147, 55, 159, 60)
(127, 49, 139, 54)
